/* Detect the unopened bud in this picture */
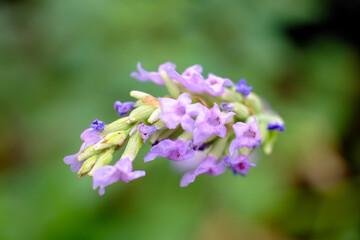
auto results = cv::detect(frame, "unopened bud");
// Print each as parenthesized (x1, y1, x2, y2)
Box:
(121, 131, 143, 161)
(88, 147, 115, 176)
(77, 145, 103, 162)
(148, 108, 162, 124)
(94, 131, 127, 150)
(244, 93, 263, 114)
(77, 155, 99, 175)
(130, 90, 151, 100)
(101, 117, 131, 137)
(128, 105, 155, 123)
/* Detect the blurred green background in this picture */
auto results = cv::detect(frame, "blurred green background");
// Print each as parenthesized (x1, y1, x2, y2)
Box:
(0, 0, 359, 239)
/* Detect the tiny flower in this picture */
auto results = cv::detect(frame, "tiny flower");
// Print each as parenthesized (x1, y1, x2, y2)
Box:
(159, 93, 202, 132)
(144, 139, 195, 162)
(166, 64, 205, 93)
(224, 154, 256, 176)
(64, 128, 101, 172)
(220, 102, 235, 112)
(202, 73, 233, 96)
(137, 123, 157, 143)
(92, 157, 145, 195)
(114, 101, 135, 116)
(267, 122, 285, 131)
(229, 118, 261, 155)
(90, 119, 105, 132)
(193, 103, 235, 143)
(130, 62, 176, 86)
(235, 79, 252, 98)
(180, 156, 226, 187)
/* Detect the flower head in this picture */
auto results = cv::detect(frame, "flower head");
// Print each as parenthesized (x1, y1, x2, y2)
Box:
(159, 93, 202, 132)
(114, 101, 135, 116)
(90, 119, 105, 132)
(224, 154, 256, 176)
(180, 156, 226, 187)
(137, 123, 156, 143)
(144, 139, 195, 162)
(267, 122, 285, 131)
(130, 62, 176, 86)
(93, 157, 145, 195)
(235, 79, 252, 98)
(193, 103, 235, 143)
(229, 118, 261, 155)
(202, 73, 233, 96)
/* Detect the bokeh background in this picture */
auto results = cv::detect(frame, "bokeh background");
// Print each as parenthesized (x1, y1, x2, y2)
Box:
(0, 0, 359, 239)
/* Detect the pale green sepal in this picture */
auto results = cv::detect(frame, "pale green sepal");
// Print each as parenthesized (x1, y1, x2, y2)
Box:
(77, 155, 99, 175)
(244, 93, 263, 114)
(77, 145, 103, 162)
(88, 147, 115, 176)
(208, 136, 228, 159)
(233, 102, 250, 119)
(130, 90, 150, 100)
(121, 131, 143, 161)
(128, 105, 155, 123)
(101, 117, 131, 137)
(94, 131, 127, 150)
(160, 71, 180, 98)
(220, 88, 243, 102)
(148, 108, 162, 124)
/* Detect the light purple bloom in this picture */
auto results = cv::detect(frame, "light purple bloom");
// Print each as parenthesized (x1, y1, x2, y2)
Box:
(130, 62, 176, 86)
(92, 157, 145, 195)
(202, 73, 233, 96)
(166, 64, 205, 93)
(64, 128, 101, 172)
(229, 118, 261, 155)
(180, 156, 226, 187)
(193, 103, 235, 143)
(267, 122, 285, 131)
(144, 139, 195, 162)
(224, 154, 256, 176)
(235, 79, 252, 98)
(159, 93, 203, 132)
(114, 101, 135, 116)
(137, 123, 157, 143)
(90, 119, 105, 132)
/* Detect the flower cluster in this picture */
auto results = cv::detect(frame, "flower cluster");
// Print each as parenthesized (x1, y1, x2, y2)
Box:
(64, 62, 285, 195)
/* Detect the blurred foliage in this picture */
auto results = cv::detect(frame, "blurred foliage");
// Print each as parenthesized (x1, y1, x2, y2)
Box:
(0, 0, 359, 239)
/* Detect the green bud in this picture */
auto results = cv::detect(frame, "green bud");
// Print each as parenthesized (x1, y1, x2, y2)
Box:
(94, 131, 127, 150)
(244, 93, 263, 114)
(149, 130, 162, 145)
(220, 88, 243, 102)
(153, 120, 166, 130)
(208, 136, 228, 159)
(233, 102, 250, 119)
(263, 130, 278, 155)
(128, 105, 155, 123)
(77, 145, 103, 162)
(148, 108, 162, 124)
(88, 147, 115, 176)
(160, 71, 180, 98)
(130, 90, 151, 100)
(101, 117, 131, 137)
(177, 131, 193, 141)
(121, 131, 143, 161)
(77, 155, 99, 176)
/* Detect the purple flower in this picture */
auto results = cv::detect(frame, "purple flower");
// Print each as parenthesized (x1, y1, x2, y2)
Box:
(180, 156, 226, 187)
(144, 139, 195, 162)
(90, 119, 105, 132)
(224, 154, 256, 176)
(166, 64, 205, 93)
(130, 62, 176, 86)
(92, 157, 145, 195)
(202, 73, 233, 96)
(114, 101, 135, 116)
(267, 122, 285, 131)
(235, 79, 252, 98)
(64, 128, 101, 172)
(159, 93, 203, 132)
(229, 118, 261, 155)
(220, 102, 235, 112)
(193, 103, 235, 143)
(137, 123, 157, 143)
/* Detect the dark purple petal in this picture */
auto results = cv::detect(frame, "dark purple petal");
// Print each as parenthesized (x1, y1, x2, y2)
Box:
(114, 101, 135, 116)
(235, 79, 252, 98)
(90, 119, 105, 132)
(267, 122, 285, 131)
